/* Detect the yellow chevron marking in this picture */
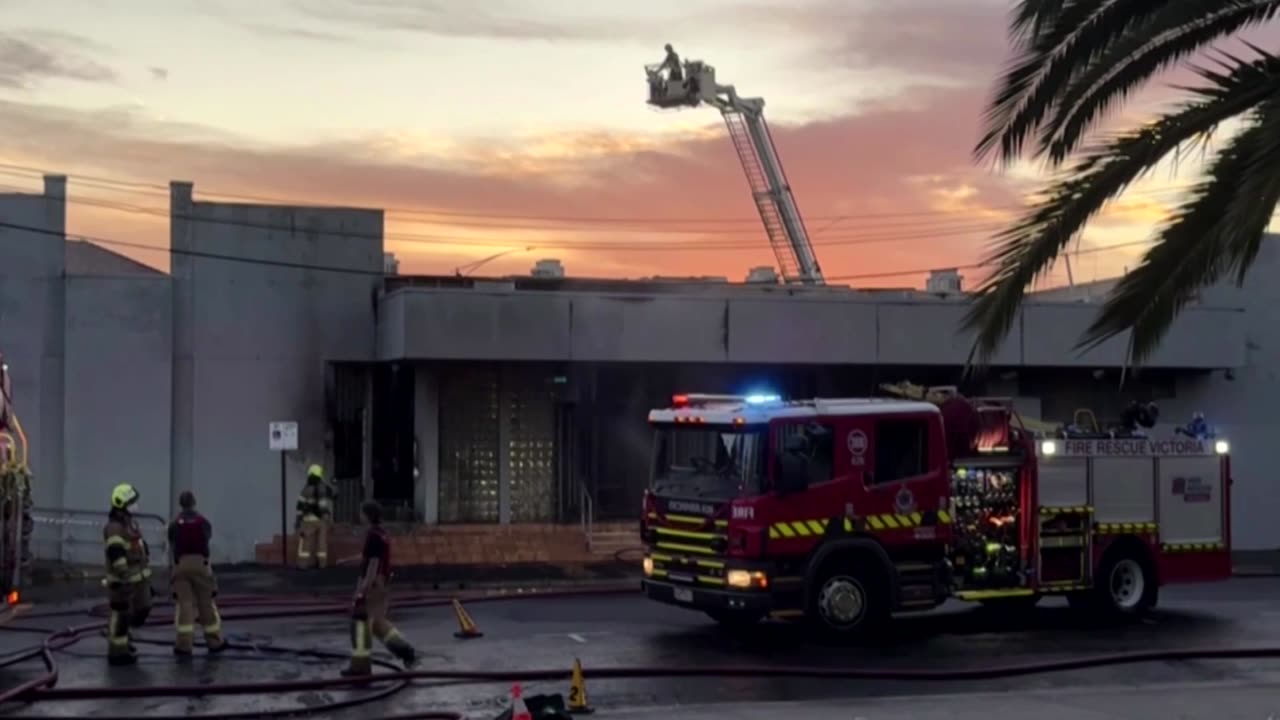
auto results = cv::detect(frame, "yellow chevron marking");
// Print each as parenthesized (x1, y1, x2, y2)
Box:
(654, 526, 719, 541)
(655, 541, 715, 555)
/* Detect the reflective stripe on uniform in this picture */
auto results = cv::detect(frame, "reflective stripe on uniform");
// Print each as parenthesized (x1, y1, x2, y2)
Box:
(102, 571, 146, 586)
(352, 620, 371, 657)
(205, 608, 223, 636)
(107, 613, 130, 646)
(105, 536, 129, 548)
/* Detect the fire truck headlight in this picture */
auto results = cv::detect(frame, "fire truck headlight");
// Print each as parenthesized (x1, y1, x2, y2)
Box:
(1215, 439, 1230, 455)
(726, 569, 768, 589)
(1040, 440, 1058, 456)
(642, 556, 654, 577)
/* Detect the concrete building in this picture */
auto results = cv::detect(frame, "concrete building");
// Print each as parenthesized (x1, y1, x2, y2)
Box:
(0, 174, 1272, 562)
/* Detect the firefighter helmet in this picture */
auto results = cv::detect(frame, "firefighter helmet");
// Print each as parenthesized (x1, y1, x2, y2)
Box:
(307, 464, 324, 480)
(110, 483, 139, 510)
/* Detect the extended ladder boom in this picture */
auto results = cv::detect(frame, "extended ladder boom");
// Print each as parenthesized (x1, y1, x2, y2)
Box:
(646, 55, 824, 285)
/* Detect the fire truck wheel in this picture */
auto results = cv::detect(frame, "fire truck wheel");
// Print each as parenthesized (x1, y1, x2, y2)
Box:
(1086, 548, 1158, 619)
(705, 608, 766, 628)
(807, 564, 888, 640)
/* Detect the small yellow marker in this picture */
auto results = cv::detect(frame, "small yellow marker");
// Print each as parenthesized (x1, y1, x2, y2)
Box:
(568, 657, 594, 714)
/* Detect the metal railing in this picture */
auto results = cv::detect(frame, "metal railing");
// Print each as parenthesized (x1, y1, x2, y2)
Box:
(29, 507, 170, 574)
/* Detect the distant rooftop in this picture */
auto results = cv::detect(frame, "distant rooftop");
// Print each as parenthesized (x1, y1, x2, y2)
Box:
(65, 240, 164, 277)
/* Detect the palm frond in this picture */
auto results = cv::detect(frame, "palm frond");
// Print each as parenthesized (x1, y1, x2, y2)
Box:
(962, 62, 1280, 365)
(1039, 0, 1280, 162)
(976, 0, 1208, 165)
(1078, 100, 1280, 364)
(1010, 0, 1072, 47)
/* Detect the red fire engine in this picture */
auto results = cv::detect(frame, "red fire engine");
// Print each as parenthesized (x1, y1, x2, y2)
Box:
(639, 390, 1232, 638)
(0, 351, 32, 619)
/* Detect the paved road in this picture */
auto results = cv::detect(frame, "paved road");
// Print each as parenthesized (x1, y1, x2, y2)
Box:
(3, 578, 1280, 718)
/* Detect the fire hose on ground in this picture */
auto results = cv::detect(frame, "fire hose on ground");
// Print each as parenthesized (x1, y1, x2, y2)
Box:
(4, 585, 1280, 720)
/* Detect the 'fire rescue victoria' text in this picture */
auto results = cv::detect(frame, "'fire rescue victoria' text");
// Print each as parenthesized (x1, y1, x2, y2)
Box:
(1061, 438, 1208, 456)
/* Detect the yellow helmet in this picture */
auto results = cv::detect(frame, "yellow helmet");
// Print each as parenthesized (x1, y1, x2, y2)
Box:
(110, 483, 139, 510)
(307, 464, 324, 480)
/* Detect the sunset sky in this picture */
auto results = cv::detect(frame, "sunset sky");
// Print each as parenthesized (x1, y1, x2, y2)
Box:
(0, 0, 1248, 287)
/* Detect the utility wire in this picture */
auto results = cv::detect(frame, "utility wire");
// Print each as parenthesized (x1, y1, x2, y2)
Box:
(0, 182, 1018, 251)
(0, 181, 1165, 258)
(0, 162, 1197, 229)
(0, 218, 1156, 282)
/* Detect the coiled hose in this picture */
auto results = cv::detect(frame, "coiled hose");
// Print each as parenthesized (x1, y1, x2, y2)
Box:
(4, 583, 1280, 720)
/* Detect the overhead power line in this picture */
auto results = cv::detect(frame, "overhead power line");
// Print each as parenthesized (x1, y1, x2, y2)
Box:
(0, 179, 1176, 257)
(0, 182, 1017, 252)
(0, 218, 1156, 283)
(0, 162, 1197, 230)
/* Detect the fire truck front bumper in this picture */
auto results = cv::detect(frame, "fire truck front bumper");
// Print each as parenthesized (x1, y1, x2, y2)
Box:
(641, 578, 775, 614)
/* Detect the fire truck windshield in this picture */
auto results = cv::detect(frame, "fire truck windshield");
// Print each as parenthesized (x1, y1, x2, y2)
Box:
(650, 425, 767, 500)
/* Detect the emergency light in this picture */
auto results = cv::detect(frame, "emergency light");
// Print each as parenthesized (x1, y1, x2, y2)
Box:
(744, 394, 781, 404)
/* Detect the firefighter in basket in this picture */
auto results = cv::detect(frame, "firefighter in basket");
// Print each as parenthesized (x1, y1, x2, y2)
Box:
(342, 500, 418, 676)
(295, 464, 336, 569)
(167, 490, 226, 657)
(102, 483, 154, 666)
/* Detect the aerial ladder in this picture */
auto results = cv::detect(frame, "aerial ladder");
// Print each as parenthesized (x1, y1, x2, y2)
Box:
(645, 47, 824, 285)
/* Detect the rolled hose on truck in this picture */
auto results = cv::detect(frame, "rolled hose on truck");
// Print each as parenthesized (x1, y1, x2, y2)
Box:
(4, 583, 1280, 720)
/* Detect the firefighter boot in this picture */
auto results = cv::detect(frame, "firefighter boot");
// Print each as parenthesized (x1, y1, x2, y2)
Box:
(382, 628, 418, 670)
(106, 610, 137, 666)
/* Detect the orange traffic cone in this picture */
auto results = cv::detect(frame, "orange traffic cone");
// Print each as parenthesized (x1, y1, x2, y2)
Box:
(509, 683, 532, 720)
(452, 598, 484, 639)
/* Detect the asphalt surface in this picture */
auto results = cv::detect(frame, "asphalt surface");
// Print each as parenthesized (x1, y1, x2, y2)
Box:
(3, 578, 1280, 718)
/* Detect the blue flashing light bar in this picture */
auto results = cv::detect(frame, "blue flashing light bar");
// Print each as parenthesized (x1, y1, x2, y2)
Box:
(744, 393, 782, 404)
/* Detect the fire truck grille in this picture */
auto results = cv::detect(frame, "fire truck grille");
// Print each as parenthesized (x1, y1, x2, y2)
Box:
(646, 513, 728, 586)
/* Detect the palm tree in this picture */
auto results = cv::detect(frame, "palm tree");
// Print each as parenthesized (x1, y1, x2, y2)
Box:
(964, 0, 1280, 367)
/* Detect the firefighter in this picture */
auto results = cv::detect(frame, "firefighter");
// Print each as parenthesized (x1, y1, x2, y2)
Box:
(342, 500, 417, 676)
(103, 483, 153, 666)
(295, 464, 335, 569)
(167, 491, 226, 658)
(660, 43, 683, 81)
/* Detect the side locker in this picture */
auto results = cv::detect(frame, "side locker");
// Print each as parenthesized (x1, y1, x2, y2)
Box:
(1035, 450, 1093, 591)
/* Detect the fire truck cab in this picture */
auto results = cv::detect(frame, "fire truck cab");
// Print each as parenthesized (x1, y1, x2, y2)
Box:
(0, 352, 32, 617)
(639, 392, 1232, 638)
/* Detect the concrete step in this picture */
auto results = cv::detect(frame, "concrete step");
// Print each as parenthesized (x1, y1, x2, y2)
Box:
(589, 535, 640, 547)
(591, 527, 640, 538)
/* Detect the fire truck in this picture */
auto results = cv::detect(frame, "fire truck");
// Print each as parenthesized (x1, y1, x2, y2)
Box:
(0, 351, 32, 619)
(639, 390, 1232, 638)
